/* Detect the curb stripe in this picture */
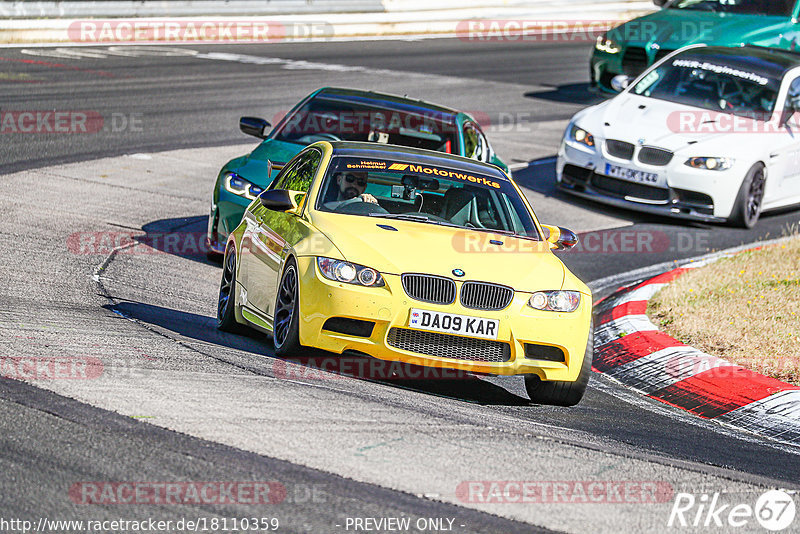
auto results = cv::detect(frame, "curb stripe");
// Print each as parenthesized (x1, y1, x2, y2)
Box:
(592, 263, 800, 446)
(595, 315, 658, 346)
(594, 300, 647, 326)
(603, 346, 734, 394)
(594, 331, 684, 372)
(648, 367, 799, 419)
(717, 390, 800, 442)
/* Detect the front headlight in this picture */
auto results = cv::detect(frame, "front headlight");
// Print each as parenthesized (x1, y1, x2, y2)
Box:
(224, 172, 264, 200)
(684, 157, 734, 171)
(569, 125, 595, 150)
(528, 291, 581, 312)
(317, 257, 385, 287)
(595, 35, 621, 54)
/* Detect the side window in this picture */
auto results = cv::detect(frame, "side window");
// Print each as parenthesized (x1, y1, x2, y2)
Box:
(270, 149, 322, 193)
(463, 122, 490, 163)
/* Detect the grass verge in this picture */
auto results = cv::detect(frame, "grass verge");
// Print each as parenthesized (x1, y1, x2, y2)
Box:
(648, 235, 800, 385)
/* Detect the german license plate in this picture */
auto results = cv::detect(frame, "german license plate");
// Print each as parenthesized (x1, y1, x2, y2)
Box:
(408, 309, 498, 340)
(605, 163, 660, 185)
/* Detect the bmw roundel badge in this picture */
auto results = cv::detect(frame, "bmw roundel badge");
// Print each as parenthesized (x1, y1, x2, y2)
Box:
(452, 269, 465, 277)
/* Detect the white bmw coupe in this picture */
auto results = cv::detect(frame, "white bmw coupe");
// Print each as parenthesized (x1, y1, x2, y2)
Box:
(558, 45, 800, 228)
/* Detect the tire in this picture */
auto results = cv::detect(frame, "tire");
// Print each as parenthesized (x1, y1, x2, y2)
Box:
(273, 259, 303, 357)
(729, 163, 766, 229)
(525, 330, 593, 407)
(217, 246, 244, 333)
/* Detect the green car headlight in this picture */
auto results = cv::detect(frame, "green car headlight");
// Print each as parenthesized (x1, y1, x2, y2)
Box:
(528, 291, 581, 312)
(224, 172, 264, 200)
(317, 257, 385, 287)
(569, 125, 595, 150)
(685, 157, 734, 171)
(595, 35, 621, 54)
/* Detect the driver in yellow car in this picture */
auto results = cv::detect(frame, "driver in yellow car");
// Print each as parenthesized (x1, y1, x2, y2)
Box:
(323, 171, 379, 210)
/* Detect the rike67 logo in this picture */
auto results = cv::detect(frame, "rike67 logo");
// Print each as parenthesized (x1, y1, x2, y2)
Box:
(668, 490, 796, 531)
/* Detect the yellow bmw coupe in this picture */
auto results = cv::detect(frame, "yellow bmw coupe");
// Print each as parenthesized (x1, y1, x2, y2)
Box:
(217, 141, 593, 405)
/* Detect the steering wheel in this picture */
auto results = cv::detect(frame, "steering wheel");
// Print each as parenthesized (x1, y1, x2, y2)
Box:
(336, 201, 389, 215)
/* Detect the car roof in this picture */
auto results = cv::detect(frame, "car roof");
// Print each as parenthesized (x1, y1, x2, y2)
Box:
(677, 45, 800, 79)
(327, 141, 509, 180)
(314, 87, 461, 119)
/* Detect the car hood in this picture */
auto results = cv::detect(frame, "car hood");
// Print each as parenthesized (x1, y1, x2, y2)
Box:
(616, 10, 793, 50)
(573, 94, 765, 153)
(232, 139, 304, 187)
(308, 211, 568, 292)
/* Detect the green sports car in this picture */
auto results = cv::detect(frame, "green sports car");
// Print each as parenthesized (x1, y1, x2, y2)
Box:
(207, 87, 507, 257)
(592, 0, 800, 92)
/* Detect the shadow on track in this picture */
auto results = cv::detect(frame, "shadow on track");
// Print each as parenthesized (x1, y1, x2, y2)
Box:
(523, 82, 607, 106)
(138, 215, 221, 266)
(107, 300, 530, 407)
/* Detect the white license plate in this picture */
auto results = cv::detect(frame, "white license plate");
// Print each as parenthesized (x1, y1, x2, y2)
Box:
(605, 163, 660, 185)
(408, 309, 498, 340)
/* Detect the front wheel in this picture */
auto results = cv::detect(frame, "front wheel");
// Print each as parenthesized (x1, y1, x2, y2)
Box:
(525, 330, 593, 407)
(273, 259, 303, 356)
(729, 163, 765, 229)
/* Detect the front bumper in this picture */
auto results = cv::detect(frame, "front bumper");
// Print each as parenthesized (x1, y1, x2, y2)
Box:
(293, 257, 592, 382)
(591, 52, 623, 93)
(556, 139, 737, 223)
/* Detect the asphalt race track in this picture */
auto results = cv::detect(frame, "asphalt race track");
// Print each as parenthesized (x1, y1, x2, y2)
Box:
(1, 39, 799, 533)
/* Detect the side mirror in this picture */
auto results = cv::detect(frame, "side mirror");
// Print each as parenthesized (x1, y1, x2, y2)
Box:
(541, 225, 579, 251)
(782, 94, 800, 126)
(259, 189, 305, 213)
(610, 74, 632, 93)
(240, 117, 271, 139)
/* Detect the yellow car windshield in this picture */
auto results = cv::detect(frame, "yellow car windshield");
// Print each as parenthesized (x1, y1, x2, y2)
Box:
(316, 156, 540, 239)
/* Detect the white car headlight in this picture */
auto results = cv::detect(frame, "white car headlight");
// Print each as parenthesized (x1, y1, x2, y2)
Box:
(317, 257, 384, 287)
(224, 173, 264, 200)
(528, 291, 581, 312)
(568, 125, 596, 150)
(684, 157, 734, 171)
(595, 35, 621, 54)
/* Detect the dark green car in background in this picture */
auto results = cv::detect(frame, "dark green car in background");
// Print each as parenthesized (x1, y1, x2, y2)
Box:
(592, 0, 800, 92)
(207, 87, 507, 256)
